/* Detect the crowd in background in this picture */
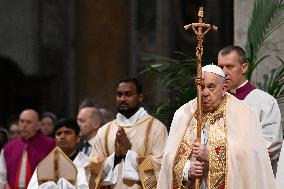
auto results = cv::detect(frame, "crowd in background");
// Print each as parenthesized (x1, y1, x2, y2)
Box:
(0, 99, 114, 153)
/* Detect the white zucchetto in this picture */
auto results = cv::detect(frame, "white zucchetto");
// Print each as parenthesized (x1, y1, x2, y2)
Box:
(202, 64, 225, 78)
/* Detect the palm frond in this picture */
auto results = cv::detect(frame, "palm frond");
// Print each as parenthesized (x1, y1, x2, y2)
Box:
(245, 0, 284, 80)
(140, 52, 197, 127)
(257, 57, 284, 98)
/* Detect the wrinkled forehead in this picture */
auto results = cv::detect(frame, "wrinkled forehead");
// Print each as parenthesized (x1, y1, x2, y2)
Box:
(203, 72, 222, 85)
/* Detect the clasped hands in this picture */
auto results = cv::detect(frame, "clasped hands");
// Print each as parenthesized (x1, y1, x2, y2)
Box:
(115, 127, 132, 157)
(189, 142, 209, 179)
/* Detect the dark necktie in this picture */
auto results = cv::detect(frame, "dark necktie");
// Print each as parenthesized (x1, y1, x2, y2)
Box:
(83, 141, 91, 155)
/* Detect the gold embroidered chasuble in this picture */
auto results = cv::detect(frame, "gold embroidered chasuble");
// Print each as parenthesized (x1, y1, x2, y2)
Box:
(89, 115, 168, 189)
(173, 97, 227, 189)
(157, 93, 277, 189)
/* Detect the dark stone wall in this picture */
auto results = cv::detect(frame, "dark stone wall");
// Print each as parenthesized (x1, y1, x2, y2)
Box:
(0, 0, 76, 125)
(77, 0, 129, 111)
(0, 0, 233, 125)
(38, 0, 77, 117)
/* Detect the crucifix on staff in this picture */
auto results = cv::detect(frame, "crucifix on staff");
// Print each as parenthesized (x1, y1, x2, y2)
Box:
(184, 6, 218, 189)
(157, 3, 278, 189)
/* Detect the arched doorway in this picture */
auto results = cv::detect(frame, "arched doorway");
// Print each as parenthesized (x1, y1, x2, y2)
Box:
(0, 56, 49, 127)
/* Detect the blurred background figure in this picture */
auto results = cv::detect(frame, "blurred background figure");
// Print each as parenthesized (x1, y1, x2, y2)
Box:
(0, 109, 55, 189)
(99, 108, 114, 125)
(0, 127, 9, 151)
(7, 119, 20, 140)
(77, 98, 103, 156)
(40, 112, 57, 137)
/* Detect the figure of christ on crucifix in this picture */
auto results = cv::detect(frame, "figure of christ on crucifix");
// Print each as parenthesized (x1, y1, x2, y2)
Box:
(184, 7, 218, 64)
(183, 7, 218, 188)
(157, 7, 277, 189)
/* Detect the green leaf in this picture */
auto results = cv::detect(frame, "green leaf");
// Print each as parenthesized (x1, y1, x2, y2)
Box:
(140, 52, 196, 127)
(245, 0, 284, 81)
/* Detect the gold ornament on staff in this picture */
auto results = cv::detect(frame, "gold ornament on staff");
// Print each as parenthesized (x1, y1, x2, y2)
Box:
(184, 6, 218, 189)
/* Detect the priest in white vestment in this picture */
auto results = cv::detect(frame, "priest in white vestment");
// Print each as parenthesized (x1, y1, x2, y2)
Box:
(158, 65, 276, 189)
(89, 78, 168, 189)
(218, 46, 283, 175)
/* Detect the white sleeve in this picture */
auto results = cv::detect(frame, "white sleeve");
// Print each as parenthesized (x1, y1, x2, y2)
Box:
(57, 178, 76, 189)
(101, 150, 140, 184)
(38, 178, 87, 189)
(76, 167, 89, 189)
(100, 153, 119, 186)
(30, 169, 88, 189)
(38, 181, 57, 189)
(182, 160, 191, 182)
(122, 150, 139, 181)
(261, 98, 283, 160)
(72, 152, 89, 188)
(244, 91, 283, 160)
(27, 169, 39, 189)
(38, 178, 75, 189)
(0, 150, 7, 186)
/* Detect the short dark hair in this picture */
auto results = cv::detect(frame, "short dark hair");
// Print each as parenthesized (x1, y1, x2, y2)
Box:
(54, 118, 80, 135)
(219, 45, 247, 64)
(117, 78, 143, 94)
(41, 112, 57, 124)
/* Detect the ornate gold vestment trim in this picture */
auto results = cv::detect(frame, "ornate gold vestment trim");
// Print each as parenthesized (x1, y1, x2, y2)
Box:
(172, 114, 195, 189)
(136, 117, 159, 189)
(137, 156, 157, 189)
(91, 116, 158, 189)
(204, 97, 227, 189)
(173, 96, 228, 189)
(89, 160, 105, 189)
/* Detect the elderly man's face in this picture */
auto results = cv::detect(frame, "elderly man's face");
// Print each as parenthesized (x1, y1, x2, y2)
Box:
(77, 107, 100, 140)
(202, 72, 227, 113)
(18, 109, 40, 140)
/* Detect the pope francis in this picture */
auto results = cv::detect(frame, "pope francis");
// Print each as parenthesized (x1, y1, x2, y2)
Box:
(157, 65, 276, 189)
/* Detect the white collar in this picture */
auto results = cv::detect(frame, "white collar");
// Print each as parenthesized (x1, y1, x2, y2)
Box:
(116, 107, 148, 126)
(73, 152, 90, 168)
(87, 136, 96, 146)
(230, 80, 248, 93)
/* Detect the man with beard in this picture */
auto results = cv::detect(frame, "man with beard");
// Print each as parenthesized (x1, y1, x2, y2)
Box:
(218, 46, 282, 175)
(89, 78, 168, 189)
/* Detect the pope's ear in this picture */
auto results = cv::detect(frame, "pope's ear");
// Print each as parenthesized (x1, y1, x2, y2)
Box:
(222, 83, 228, 94)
